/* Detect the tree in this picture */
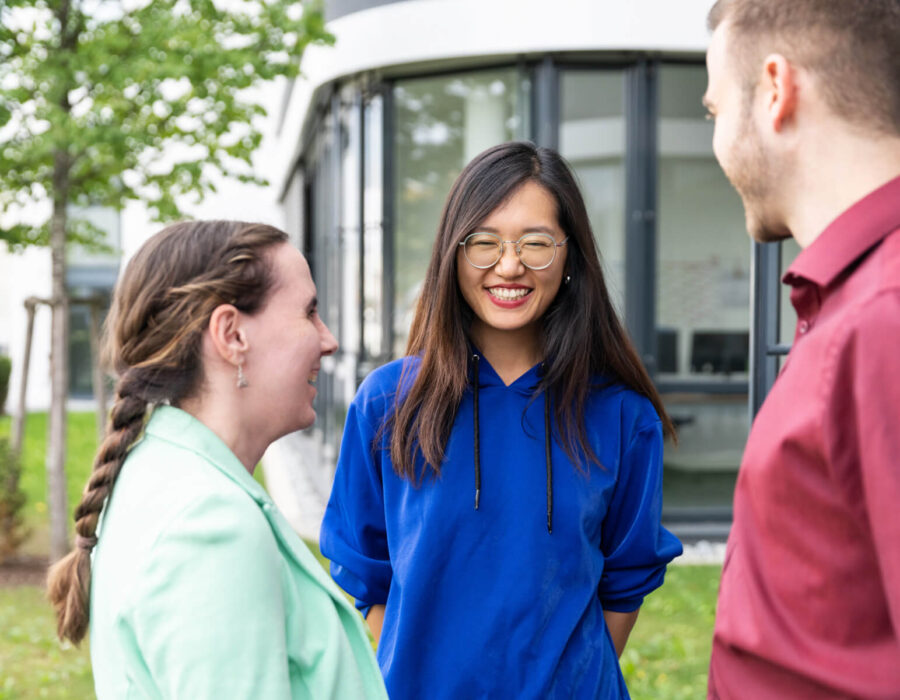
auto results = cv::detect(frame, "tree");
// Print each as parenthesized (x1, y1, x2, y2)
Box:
(0, 0, 332, 561)
(0, 436, 29, 563)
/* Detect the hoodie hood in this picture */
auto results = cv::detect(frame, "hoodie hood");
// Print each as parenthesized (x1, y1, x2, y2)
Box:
(468, 346, 554, 533)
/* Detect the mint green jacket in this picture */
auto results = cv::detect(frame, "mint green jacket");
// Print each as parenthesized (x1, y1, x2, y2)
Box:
(90, 406, 387, 699)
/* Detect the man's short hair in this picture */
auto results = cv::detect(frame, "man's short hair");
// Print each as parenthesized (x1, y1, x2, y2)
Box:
(708, 0, 900, 136)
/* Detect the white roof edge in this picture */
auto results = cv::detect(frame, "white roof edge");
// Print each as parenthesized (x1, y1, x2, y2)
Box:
(274, 0, 716, 191)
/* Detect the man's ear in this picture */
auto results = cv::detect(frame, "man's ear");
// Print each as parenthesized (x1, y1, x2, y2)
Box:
(761, 53, 798, 133)
(207, 304, 250, 365)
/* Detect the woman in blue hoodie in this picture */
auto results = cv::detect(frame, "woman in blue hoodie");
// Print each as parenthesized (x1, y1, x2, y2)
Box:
(321, 142, 682, 699)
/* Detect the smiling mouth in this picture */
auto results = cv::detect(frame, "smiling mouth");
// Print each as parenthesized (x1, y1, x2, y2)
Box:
(308, 370, 319, 385)
(487, 287, 532, 301)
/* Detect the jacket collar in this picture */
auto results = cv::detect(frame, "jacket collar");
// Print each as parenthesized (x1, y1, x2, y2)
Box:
(144, 405, 271, 507)
(143, 406, 354, 612)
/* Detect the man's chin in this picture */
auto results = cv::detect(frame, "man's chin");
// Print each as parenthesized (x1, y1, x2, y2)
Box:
(746, 209, 792, 244)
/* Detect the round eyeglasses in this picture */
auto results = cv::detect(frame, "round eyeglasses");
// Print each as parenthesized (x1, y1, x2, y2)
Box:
(459, 232, 568, 270)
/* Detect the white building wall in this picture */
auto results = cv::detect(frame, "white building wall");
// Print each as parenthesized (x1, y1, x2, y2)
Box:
(0, 245, 53, 412)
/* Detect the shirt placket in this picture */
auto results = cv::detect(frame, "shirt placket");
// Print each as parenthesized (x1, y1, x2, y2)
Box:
(788, 280, 822, 347)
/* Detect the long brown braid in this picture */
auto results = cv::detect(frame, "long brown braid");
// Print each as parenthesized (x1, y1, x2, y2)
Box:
(47, 221, 288, 644)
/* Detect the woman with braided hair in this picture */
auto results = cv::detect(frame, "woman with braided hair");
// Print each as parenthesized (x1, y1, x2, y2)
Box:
(47, 221, 387, 699)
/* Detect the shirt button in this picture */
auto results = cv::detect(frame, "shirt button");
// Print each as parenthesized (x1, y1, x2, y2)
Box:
(799, 320, 810, 334)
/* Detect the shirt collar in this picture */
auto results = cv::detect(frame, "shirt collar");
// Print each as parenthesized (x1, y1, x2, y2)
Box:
(143, 405, 271, 505)
(784, 174, 900, 288)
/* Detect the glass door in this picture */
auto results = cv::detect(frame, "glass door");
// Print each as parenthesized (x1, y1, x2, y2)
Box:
(655, 64, 751, 528)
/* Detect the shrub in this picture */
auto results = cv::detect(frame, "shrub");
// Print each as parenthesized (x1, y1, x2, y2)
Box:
(0, 355, 10, 415)
(0, 436, 28, 563)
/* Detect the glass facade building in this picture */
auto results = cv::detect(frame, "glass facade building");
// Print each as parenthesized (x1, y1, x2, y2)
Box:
(278, 0, 796, 539)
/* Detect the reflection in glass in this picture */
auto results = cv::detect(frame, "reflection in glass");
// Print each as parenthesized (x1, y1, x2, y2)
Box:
(309, 110, 339, 461)
(337, 91, 361, 418)
(656, 65, 751, 516)
(68, 294, 110, 397)
(778, 236, 802, 345)
(363, 94, 385, 361)
(559, 70, 626, 313)
(392, 70, 526, 355)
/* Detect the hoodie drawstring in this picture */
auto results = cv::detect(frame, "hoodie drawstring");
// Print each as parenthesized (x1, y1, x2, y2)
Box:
(473, 354, 481, 511)
(472, 353, 553, 533)
(544, 393, 553, 534)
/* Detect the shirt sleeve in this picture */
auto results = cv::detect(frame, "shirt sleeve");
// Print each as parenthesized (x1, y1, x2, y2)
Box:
(598, 420, 682, 613)
(826, 290, 900, 634)
(320, 398, 393, 617)
(125, 492, 291, 699)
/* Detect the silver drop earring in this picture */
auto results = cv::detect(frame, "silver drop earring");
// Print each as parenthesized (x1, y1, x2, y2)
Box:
(236, 362, 249, 389)
(564, 275, 571, 285)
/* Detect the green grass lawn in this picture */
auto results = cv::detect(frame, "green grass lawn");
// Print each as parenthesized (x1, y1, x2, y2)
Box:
(0, 412, 266, 554)
(622, 565, 720, 698)
(0, 587, 94, 699)
(0, 412, 98, 555)
(0, 412, 720, 699)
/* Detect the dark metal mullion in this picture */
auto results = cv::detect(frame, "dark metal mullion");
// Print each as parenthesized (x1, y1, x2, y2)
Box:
(532, 56, 559, 149)
(382, 83, 396, 360)
(624, 60, 659, 376)
(656, 380, 749, 395)
(749, 240, 782, 418)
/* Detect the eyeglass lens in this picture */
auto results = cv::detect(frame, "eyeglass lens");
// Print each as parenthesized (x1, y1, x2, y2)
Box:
(463, 233, 558, 269)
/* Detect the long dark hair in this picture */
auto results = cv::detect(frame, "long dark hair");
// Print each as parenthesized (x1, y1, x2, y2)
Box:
(47, 221, 288, 644)
(391, 141, 675, 480)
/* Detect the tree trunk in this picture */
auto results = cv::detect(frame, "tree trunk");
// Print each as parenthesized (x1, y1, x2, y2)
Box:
(47, 149, 71, 563)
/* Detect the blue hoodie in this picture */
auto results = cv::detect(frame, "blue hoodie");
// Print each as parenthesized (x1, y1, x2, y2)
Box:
(321, 352, 681, 699)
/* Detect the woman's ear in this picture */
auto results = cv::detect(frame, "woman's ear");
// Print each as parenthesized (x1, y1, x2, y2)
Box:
(207, 304, 249, 365)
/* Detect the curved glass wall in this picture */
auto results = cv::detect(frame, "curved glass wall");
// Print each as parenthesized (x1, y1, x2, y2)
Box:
(655, 65, 751, 524)
(560, 69, 627, 313)
(292, 57, 785, 537)
(392, 69, 529, 355)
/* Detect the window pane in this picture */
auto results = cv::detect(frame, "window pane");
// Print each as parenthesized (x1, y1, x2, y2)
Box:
(656, 64, 751, 518)
(338, 90, 361, 415)
(392, 69, 526, 355)
(779, 236, 802, 344)
(309, 111, 340, 462)
(363, 93, 385, 361)
(284, 170, 304, 250)
(559, 69, 626, 313)
(67, 293, 111, 398)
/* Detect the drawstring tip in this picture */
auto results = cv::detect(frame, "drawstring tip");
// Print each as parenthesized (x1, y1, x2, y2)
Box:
(547, 520, 552, 534)
(474, 489, 480, 510)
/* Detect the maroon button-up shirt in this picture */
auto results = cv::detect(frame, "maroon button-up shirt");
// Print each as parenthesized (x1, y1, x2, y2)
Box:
(709, 175, 900, 699)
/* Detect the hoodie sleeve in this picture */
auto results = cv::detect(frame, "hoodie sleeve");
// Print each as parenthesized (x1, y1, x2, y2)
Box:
(320, 397, 393, 618)
(597, 420, 682, 612)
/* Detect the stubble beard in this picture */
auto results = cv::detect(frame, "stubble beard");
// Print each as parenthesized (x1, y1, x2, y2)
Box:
(728, 109, 792, 243)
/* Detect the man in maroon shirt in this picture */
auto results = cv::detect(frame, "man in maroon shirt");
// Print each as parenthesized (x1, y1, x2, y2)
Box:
(703, 1, 900, 697)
